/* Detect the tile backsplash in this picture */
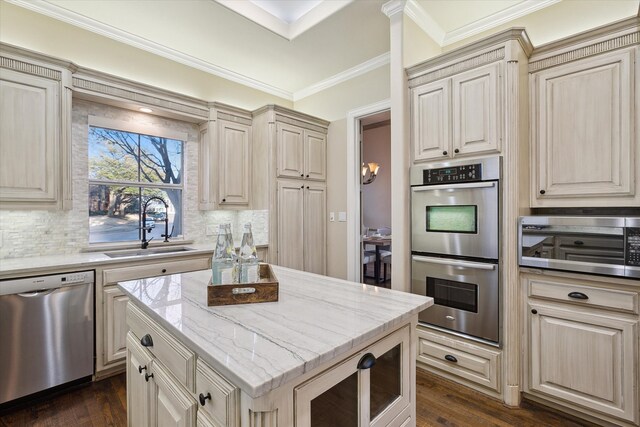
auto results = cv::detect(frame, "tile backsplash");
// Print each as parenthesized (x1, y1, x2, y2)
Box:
(0, 100, 268, 259)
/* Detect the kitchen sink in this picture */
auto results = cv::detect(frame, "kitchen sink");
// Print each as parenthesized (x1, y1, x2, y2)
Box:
(104, 246, 195, 258)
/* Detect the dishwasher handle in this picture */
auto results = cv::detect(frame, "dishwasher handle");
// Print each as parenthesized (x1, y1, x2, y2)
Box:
(17, 289, 57, 297)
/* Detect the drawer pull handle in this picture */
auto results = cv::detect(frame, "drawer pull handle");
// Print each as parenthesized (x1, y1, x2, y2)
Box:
(161, 268, 167, 273)
(357, 353, 376, 370)
(199, 392, 212, 406)
(138, 365, 147, 374)
(444, 355, 458, 363)
(568, 292, 589, 300)
(140, 334, 153, 347)
(573, 240, 584, 246)
(145, 373, 154, 382)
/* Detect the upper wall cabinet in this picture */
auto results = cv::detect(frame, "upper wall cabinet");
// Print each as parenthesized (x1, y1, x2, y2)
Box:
(0, 46, 73, 210)
(410, 58, 501, 163)
(199, 103, 252, 210)
(276, 122, 326, 181)
(529, 18, 639, 207)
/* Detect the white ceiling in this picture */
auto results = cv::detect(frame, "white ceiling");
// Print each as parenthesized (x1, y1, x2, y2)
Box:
(6, 0, 639, 102)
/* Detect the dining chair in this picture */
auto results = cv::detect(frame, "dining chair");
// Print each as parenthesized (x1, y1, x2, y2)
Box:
(377, 227, 392, 282)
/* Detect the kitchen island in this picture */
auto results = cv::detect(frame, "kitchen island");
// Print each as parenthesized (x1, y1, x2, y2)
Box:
(118, 265, 432, 426)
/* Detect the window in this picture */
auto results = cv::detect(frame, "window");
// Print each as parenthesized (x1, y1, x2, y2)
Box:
(88, 123, 184, 244)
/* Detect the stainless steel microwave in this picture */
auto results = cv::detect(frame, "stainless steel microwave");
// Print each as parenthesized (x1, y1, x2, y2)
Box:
(518, 216, 640, 279)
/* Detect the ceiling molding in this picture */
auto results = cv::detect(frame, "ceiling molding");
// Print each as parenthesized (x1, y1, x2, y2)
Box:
(442, 0, 562, 46)
(404, 0, 445, 45)
(215, 0, 354, 41)
(293, 52, 390, 101)
(6, 0, 294, 100)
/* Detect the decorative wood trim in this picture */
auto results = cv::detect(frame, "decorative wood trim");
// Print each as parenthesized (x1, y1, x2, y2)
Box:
(529, 31, 640, 72)
(409, 48, 505, 88)
(362, 119, 391, 131)
(72, 77, 209, 119)
(61, 85, 73, 210)
(253, 104, 330, 129)
(249, 409, 278, 427)
(0, 55, 62, 81)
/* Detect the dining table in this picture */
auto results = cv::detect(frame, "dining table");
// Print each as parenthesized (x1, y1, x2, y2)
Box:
(362, 236, 392, 285)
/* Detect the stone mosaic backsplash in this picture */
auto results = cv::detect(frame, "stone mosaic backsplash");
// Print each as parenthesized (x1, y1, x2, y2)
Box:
(0, 100, 268, 259)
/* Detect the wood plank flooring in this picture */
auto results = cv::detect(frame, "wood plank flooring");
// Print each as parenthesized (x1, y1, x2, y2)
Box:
(0, 369, 596, 426)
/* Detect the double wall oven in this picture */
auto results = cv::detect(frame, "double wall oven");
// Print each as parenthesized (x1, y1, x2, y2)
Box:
(410, 157, 501, 345)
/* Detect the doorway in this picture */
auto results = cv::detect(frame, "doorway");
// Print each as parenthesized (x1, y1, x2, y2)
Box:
(346, 100, 391, 285)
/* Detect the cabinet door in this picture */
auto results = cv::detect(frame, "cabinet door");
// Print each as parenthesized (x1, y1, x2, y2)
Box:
(0, 68, 59, 205)
(127, 332, 152, 427)
(532, 48, 635, 204)
(277, 180, 304, 270)
(218, 119, 251, 206)
(149, 361, 197, 427)
(304, 130, 326, 181)
(451, 62, 500, 156)
(528, 302, 638, 423)
(411, 79, 450, 162)
(304, 185, 326, 275)
(277, 123, 305, 179)
(104, 286, 129, 366)
(295, 325, 410, 427)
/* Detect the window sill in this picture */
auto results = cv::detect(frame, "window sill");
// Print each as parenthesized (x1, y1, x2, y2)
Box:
(82, 239, 193, 253)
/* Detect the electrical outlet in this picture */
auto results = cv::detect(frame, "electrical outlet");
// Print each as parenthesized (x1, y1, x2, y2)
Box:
(329, 212, 335, 222)
(338, 212, 347, 222)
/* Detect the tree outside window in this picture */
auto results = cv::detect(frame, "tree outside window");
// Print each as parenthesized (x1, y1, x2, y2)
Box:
(88, 126, 184, 244)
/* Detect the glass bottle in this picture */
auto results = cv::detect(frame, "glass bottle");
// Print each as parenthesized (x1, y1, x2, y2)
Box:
(239, 223, 259, 283)
(224, 223, 238, 283)
(211, 224, 234, 285)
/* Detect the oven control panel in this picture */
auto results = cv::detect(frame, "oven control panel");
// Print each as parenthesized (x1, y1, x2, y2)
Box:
(626, 228, 640, 266)
(423, 164, 482, 184)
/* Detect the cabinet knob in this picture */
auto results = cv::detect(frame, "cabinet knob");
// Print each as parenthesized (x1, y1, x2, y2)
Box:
(145, 373, 154, 382)
(568, 292, 589, 300)
(306, 186, 309, 189)
(306, 174, 309, 178)
(531, 309, 538, 314)
(539, 190, 546, 195)
(442, 150, 448, 156)
(222, 198, 226, 202)
(140, 334, 153, 347)
(199, 392, 212, 406)
(357, 353, 376, 370)
(444, 354, 458, 363)
(161, 268, 167, 273)
(454, 148, 459, 154)
(138, 365, 147, 374)
(300, 173, 304, 177)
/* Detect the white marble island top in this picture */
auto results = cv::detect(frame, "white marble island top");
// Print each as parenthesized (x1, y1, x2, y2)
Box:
(118, 266, 432, 398)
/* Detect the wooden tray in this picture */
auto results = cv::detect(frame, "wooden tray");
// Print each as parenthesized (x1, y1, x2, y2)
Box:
(207, 263, 278, 306)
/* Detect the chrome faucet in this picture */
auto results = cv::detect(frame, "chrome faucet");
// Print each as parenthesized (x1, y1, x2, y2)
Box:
(141, 196, 171, 249)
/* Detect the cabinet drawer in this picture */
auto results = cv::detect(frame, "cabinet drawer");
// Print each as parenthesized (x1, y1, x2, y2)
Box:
(127, 303, 196, 391)
(528, 277, 638, 314)
(103, 257, 209, 284)
(417, 329, 501, 392)
(196, 359, 239, 427)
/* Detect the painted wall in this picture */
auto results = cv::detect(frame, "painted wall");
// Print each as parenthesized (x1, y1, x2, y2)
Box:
(362, 123, 391, 231)
(0, 100, 268, 259)
(403, 14, 441, 68)
(0, 0, 292, 110)
(325, 118, 348, 280)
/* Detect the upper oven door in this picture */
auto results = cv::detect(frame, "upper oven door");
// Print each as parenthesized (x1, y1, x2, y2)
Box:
(411, 181, 499, 260)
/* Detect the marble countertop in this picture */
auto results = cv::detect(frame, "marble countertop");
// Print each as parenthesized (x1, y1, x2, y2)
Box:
(118, 266, 432, 398)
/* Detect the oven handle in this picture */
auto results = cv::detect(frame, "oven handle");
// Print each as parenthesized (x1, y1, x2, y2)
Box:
(412, 255, 497, 271)
(411, 181, 496, 192)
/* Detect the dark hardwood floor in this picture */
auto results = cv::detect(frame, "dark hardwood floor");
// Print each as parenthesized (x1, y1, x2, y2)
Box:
(0, 369, 596, 426)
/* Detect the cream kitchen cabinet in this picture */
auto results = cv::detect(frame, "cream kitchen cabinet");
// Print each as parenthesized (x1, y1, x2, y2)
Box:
(199, 103, 253, 210)
(0, 45, 73, 210)
(276, 180, 326, 275)
(529, 19, 639, 207)
(96, 255, 211, 377)
(411, 62, 501, 163)
(522, 271, 639, 426)
(276, 123, 326, 181)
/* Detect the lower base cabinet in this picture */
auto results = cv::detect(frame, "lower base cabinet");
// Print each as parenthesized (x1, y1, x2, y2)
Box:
(522, 272, 639, 426)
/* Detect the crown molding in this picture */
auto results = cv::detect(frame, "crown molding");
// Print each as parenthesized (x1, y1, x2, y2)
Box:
(404, 0, 445, 45)
(6, 0, 293, 100)
(442, 0, 562, 46)
(215, 0, 353, 41)
(293, 52, 390, 101)
(381, 0, 407, 18)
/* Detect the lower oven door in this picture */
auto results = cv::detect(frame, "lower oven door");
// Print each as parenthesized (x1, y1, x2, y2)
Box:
(411, 255, 499, 343)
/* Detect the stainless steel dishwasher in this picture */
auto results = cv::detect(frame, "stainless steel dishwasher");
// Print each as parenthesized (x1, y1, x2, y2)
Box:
(0, 271, 94, 405)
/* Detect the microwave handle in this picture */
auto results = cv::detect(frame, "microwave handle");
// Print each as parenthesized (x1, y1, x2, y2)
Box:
(412, 255, 497, 271)
(411, 182, 496, 192)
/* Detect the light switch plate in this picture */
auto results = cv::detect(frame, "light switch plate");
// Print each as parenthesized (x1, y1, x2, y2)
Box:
(329, 212, 335, 222)
(338, 212, 347, 222)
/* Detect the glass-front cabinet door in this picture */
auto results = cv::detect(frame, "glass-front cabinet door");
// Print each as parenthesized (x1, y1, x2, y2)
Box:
(295, 325, 410, 427)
